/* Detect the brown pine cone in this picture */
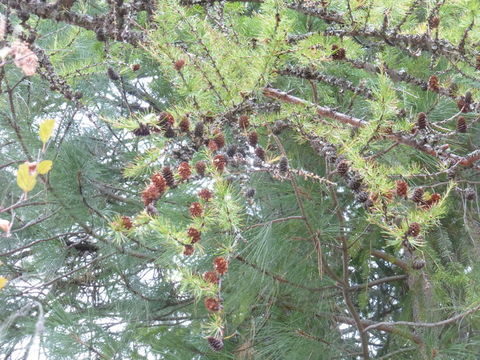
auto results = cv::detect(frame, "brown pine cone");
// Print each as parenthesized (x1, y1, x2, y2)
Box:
(213, 155, 227, 172)
(213, 132, 225, 149)
(194, 122, 205, 138)
(331, 44, 346, 60)
(428, 16, 440, 29)
(411, 188, 424, 203)
(183, 245, 194, 256)
(457, 98, 470, 113)
(198, 189, 213, 202)
(178, 162, 192, 180)
(396, 180, 408, 198)
(162, 167, 175, 187)
(412, 257, 426, 270)
(203, 271, 219, 284)
(187, 227, 201, 243)
(279, 157, 288, 173)
(189, 202, 203, 217)
(179, 116, 190, 132)
(417, 112, 427, 130)
(158, 112, 175, 129)
(207, 337, 224, 351)
(457, 116, 467, 133)
(336, 160, 349, 177)
(248, 131, 258, 147)
(255, 146, 266, 161)
(151, 173, 167, 193)
(348, 176, 362, 191)
(465, 187, 476, 201)
(174, 59, 185, 71)
(407, 222, 421, 237)
(207, 139, 218, 152)
(204, 297, 221, 312)
(141, 183, 160, 206)
(195, 161, 207, 177)
(133, 123, 150, 136)
(239, 115, 250, 129)
(427, 75, 439, 92)
(214, 257, 228, 275)
(120, 216, 133, 230)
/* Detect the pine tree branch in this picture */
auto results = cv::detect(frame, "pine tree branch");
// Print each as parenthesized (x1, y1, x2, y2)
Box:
(70, 334, 109, 360)
(331, 315, 424, 346)
(327, 175, 371, 359)
(363, 303, 480, 332)
(11, 209, 60, 233)
(34, 252, 115, 289)
(269, 128, 343, 283)
(0, 0, 146, 45)
(0, 201, 51, 213)
(180, 0, 263, 5)
(295, 329, 360, 356)
(343, 58, 453, 99)
(0, 232, 84, 257)
(370, 250, 410, 272)
(287, 2, 345, 24)
(244, 215, 305, 229)
(277, 66, 374, 100)
(348, 275, 407, 291)
(263, 87, 480, 169)
(235, 255, 334, 292)
(323, 28, 477, 69)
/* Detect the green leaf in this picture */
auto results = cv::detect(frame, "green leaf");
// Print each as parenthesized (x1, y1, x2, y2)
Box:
(17, 163, 37, 193)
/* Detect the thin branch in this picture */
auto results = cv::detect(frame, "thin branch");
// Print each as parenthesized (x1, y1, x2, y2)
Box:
(244, 215, 305, 230)
(363, 303, 480, 332)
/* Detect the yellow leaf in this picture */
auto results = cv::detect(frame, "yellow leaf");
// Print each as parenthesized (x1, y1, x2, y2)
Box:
(268, 156, 281, 164)
(37, 160, 53, 175)
(39, 118, 55, 144)
(17, 163, 37, 193)
(0, 276, 7, 290)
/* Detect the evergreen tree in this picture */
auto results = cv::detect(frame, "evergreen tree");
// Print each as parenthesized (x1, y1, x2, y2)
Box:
(0, 0, 479, 359)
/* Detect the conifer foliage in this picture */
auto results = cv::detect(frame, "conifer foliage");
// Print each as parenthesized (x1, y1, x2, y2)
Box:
(0, 0, 480, 359)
